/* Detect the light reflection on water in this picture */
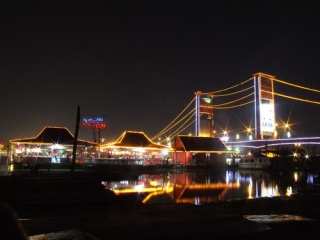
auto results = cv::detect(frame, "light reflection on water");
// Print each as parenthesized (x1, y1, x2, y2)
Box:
(102, 169, 320, 205)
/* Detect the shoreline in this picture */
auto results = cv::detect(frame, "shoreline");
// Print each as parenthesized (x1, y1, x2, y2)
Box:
(1, 171, 320, 239)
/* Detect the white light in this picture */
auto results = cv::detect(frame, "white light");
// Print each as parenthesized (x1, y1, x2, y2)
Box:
(50, 144, 64, 149)
(162, 150, 168, 155)
(133, 148, 145, 153)
(134, 184, 144, 192)
(222, 135, 229, 142)
(31, 148, 41, 153)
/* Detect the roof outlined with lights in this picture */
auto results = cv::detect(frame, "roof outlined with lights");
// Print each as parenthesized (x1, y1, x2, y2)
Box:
(101, 131, 171, 150)
(174, 135, 229, 153)
(10, 126, 97, 146)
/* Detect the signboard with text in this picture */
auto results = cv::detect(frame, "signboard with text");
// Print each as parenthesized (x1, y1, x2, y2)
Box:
(260, 76, 275, 136)
(80, 116, 109, 130)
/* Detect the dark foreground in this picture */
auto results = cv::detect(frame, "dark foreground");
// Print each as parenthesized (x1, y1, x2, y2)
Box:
(1, 172, 320, 239)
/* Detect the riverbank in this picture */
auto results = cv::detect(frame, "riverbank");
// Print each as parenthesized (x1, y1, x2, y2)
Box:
(5, 189, 320, 239)
(1, 172, 320, 239)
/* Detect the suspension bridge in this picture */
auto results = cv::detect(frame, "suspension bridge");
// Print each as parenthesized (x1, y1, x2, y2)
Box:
(151, 72, 320, 155)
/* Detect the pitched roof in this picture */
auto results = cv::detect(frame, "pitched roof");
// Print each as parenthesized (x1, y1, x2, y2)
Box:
(174, 135, 228, 152)
(10, 126, 97, 146)
(102, 131, 170, 150)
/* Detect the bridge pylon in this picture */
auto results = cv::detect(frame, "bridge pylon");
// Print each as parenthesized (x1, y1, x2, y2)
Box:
(195, 91, 214, 137)
(253, 72, 276, 140)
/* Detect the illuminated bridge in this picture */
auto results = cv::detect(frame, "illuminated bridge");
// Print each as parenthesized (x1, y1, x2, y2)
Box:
(226, 137, 320, 149)
(152, 72, 320, 154)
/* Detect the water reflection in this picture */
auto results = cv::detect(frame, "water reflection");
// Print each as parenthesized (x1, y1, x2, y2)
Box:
(102, 169, 320, 205)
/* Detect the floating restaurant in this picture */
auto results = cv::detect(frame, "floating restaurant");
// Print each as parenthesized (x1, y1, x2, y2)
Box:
(8, 126, 231, 170)
(9, 126, 98, 166)
(99, 130, 172, 165)
(173, 135, 230, 166)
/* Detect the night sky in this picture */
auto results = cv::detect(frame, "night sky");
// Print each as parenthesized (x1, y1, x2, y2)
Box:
(1, 1, 320, 144)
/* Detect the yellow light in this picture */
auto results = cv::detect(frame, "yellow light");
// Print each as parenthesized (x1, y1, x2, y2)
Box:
(134, 184, 144, 192)
(31, 148, 41, 153)
(133, 148, 145, 153)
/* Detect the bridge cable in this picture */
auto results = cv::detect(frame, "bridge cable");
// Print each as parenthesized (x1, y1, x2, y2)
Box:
(269, 91, 320, 105)
(213, 92, 254, 107)
(213, 86, 254, 97)
(274, 78, 320, 93)
(152, 97, 195, 140)
(155, 109, 195, 139)
(210, 77, 254, 94)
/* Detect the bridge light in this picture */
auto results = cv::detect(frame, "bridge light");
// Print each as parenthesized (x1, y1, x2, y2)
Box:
(222, 135, 229, 142)
(249, 134, 253, 140)
(287, 131, 291, 138)
(236, 134, 240, 140)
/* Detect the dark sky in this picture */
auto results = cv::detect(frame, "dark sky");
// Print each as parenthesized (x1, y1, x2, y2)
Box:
(1, 1, 320, 143)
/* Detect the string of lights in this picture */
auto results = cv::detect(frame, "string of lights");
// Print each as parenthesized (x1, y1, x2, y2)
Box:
(165, 114, 197, 141)
(263, 90, 320, 105)
(211, 77, 253, 94)
(274, 78, 320, 93)
(213, 100, 255, 109)
(213, 86, 254, 97)
(156, 109, 195, 138)
(213, 92, 254, 107)
(151, 98, 195, 141)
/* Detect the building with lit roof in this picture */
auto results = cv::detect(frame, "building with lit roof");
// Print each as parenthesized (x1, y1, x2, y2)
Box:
(99, 131, 172, 164)
(10, 126, 98, 165)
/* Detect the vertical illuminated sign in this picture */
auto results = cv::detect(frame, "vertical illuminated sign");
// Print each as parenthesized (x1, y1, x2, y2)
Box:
(260, 100, 275, 133)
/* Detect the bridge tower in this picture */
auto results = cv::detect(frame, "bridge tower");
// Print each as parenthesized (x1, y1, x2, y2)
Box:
(253, 72, 276, 140)
(195, 91, 214, 137)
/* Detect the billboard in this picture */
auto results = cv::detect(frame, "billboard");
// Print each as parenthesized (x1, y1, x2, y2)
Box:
(80, 116, 109, 130)
(260, 102, 275, 134)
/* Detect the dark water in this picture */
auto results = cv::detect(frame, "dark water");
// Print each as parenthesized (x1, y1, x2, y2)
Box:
(102, 169, 320, 205)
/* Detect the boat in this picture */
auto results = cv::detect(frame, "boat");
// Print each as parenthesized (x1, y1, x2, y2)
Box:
(226, 152, 271, 169)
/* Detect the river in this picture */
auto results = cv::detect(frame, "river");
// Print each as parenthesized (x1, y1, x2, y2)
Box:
(102, 168, 320, 205)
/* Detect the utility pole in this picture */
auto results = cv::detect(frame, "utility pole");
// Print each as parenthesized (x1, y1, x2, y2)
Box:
(71, 106, 80, 173)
